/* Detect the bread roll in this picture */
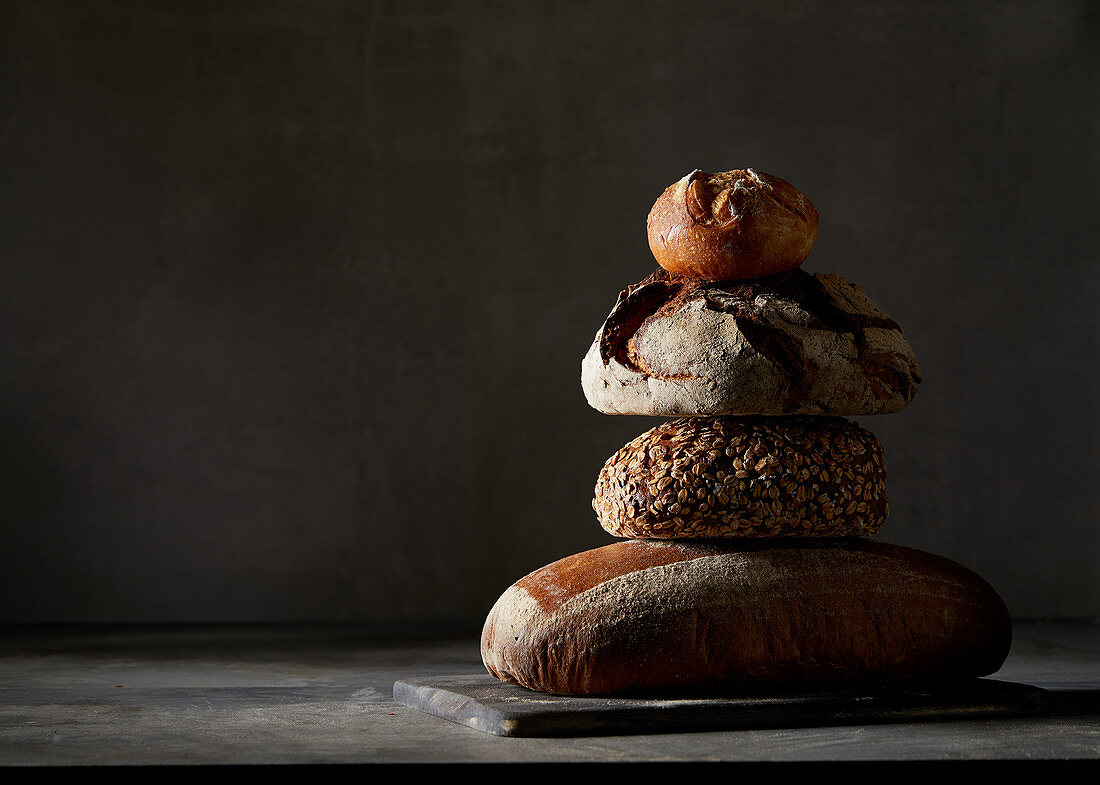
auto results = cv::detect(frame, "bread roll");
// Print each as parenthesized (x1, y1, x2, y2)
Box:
(581, 268, 921, 417)
(481, 539, 1012, 696)
(593, 416, 887, 539)
(647, 169, 818, 281)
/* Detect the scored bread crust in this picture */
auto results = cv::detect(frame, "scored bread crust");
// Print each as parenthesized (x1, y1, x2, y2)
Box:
(593, 415, 887, 539)
(480, 539, 1012, 696)
(581, 267, 922, 417)
(646, 169, 818, 281)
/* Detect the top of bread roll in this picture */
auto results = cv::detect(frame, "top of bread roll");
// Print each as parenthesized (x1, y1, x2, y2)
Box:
(647, 169, 818, 281)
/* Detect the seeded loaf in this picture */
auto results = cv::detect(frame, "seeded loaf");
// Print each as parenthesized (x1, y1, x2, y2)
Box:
(581, 267, 921, 417)
(594, 415, 886, 539)
(647, 168, 818, 281)
(481, 539, 1012, 696)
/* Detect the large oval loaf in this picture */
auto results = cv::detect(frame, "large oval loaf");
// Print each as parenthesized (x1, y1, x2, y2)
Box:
(481, 539, 1011, 696)
(594, 415, 887, 539)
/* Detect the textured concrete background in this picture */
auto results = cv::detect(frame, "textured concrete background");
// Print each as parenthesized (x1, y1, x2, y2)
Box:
(0, 1, 1096, 623)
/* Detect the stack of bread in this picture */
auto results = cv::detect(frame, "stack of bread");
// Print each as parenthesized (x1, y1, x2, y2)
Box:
(481, 169, 1011, 697)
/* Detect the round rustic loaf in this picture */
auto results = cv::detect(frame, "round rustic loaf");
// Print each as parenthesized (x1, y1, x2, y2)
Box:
(581, 267, 922, 417)
(647, 169, 818, 281)
(481, 539, 1012, 696)
(593, 415, 886, 539)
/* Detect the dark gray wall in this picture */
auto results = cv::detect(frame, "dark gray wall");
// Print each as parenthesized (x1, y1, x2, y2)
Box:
(1, 1, 1096, 623)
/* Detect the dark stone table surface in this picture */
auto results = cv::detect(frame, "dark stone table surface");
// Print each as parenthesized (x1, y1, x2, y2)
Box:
(0, 620, 1097, 766)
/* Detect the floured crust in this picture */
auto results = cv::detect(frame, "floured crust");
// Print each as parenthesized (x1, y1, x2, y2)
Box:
(581, 268, 922, 417)
(480, 539, 1012, 696)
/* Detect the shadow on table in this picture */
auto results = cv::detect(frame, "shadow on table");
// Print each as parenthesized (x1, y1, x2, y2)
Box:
(1041, 687, 1100, 717)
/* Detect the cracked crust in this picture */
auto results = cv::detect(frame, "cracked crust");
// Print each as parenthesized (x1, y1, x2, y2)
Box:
(581, 268, 921, 417)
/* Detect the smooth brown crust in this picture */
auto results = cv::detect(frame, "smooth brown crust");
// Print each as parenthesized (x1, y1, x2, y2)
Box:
(647, 169, 818, 281)
(593, 416, 887, 538)
(481, 539, 1013, 696)
(512, 539, 714, 613)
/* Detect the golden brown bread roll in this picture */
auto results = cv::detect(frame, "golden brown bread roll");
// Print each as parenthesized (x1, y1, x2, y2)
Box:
(646, 169, 818, 281)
